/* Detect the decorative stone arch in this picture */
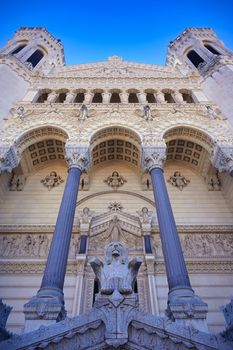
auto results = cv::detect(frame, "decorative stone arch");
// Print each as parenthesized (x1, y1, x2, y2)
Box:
(89, 125, 142, 167)
(16, 125, 69, 154)
(163, 125, 215, 176)
(13, 125, 69, 173)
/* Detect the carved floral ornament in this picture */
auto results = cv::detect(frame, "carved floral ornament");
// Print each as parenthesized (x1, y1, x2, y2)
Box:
(104, 171, 127, 190)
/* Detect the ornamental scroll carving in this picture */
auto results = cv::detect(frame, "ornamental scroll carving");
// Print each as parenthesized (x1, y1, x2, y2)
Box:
(153, 233, 233, 258)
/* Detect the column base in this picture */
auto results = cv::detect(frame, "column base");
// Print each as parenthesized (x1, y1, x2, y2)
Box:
(166, 287, 208, 332)
(23, 288, 66, 333)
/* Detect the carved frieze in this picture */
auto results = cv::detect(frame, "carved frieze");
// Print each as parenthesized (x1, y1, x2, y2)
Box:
(0, 233, 80, 259)
(153, 233, 233, 258)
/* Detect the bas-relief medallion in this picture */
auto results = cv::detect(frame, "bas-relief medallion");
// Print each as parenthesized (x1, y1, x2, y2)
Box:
(104, 171, 127, 190)
(40, 171, 64, 191)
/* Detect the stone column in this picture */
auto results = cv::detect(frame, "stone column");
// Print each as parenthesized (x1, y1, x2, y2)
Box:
(24, 146, 90, 332)
(155, 91, 165, 103)
(120, 92, 129, 103)
(46, 91, 59, 103)
(173, 91, 184, 103)
(137, 92, 147, 104)
(102, 92, 111, 103)
(84, 91, 94, 104)
(64, 90, 76, 103)
(142, 146, 208, 331)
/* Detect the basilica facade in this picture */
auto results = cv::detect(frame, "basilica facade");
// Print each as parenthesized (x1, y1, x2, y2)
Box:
(0, 27, 233, 349)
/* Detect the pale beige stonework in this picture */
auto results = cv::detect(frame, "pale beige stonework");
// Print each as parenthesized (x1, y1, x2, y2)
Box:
(0, 27, 233, 335)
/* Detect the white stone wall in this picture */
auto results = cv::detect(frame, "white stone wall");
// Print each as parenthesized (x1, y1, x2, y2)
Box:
(154, 273, 233, 333)
(202, 65, 233, 126)
(0, 65, 29, 126)
(0, 162, 233, 225)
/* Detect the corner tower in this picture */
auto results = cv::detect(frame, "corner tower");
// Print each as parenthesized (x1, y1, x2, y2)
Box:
(166, 28, 233, 125)
(0, 27, 65, 123)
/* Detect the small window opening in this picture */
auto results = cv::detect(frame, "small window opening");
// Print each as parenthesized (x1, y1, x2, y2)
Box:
(182, 93, 194, 103)
(37, 92, 49, 103)
(74, 93, 85, 103)
(129, 93, 139, 103)
(11, 44, 26, 55)
(110, 93, 121, 103)
(187, 50, 205, 68)
(164, 93, 175, 103)
(146, 93, 156, 103)
(92, 93, 103, 103)
(55, 93, 66, 103)
(26, 49, 44, 68)
(204, 44, 220, 55)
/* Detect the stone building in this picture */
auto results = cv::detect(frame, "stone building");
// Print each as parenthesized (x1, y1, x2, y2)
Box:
(0, 27, 233, 349)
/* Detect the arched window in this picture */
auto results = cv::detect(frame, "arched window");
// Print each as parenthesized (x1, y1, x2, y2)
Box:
(11, 44, 27, 55)
(36, 91, 50, 103)
(55, 92, 67, 103)
(128, 93, 139, 103)
(146, 93, 156, 103)
(92, 92, 103, 103)
(164, 92, 175, 103)
(187, 50, 205, 68)
(74, 92, 85, 103)
(110, 92, 121, 103)
(26, 49, 44, 68)
(204, 44, 220, 55)
(182, 92, 194, 103)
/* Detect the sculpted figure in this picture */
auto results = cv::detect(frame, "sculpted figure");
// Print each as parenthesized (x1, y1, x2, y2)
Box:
(168, 171, 190, 190)
(90, 242, 142, 295)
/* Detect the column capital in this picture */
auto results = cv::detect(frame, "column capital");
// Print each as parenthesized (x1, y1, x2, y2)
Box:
(142, 145, 167, 172)
(0, 145, 20, 174)
(211, 145, 233, 175)
(65, 145, 91, 172)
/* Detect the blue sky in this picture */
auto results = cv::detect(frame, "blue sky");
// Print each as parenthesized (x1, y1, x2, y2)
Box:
(1, 0, 233, 65)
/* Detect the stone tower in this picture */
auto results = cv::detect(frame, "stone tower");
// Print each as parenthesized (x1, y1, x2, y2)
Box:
(0, 27, 64, 123)
(166, 28, 233, 125)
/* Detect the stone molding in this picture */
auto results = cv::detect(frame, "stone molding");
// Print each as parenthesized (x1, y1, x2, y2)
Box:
(1, 102, 232, 158)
